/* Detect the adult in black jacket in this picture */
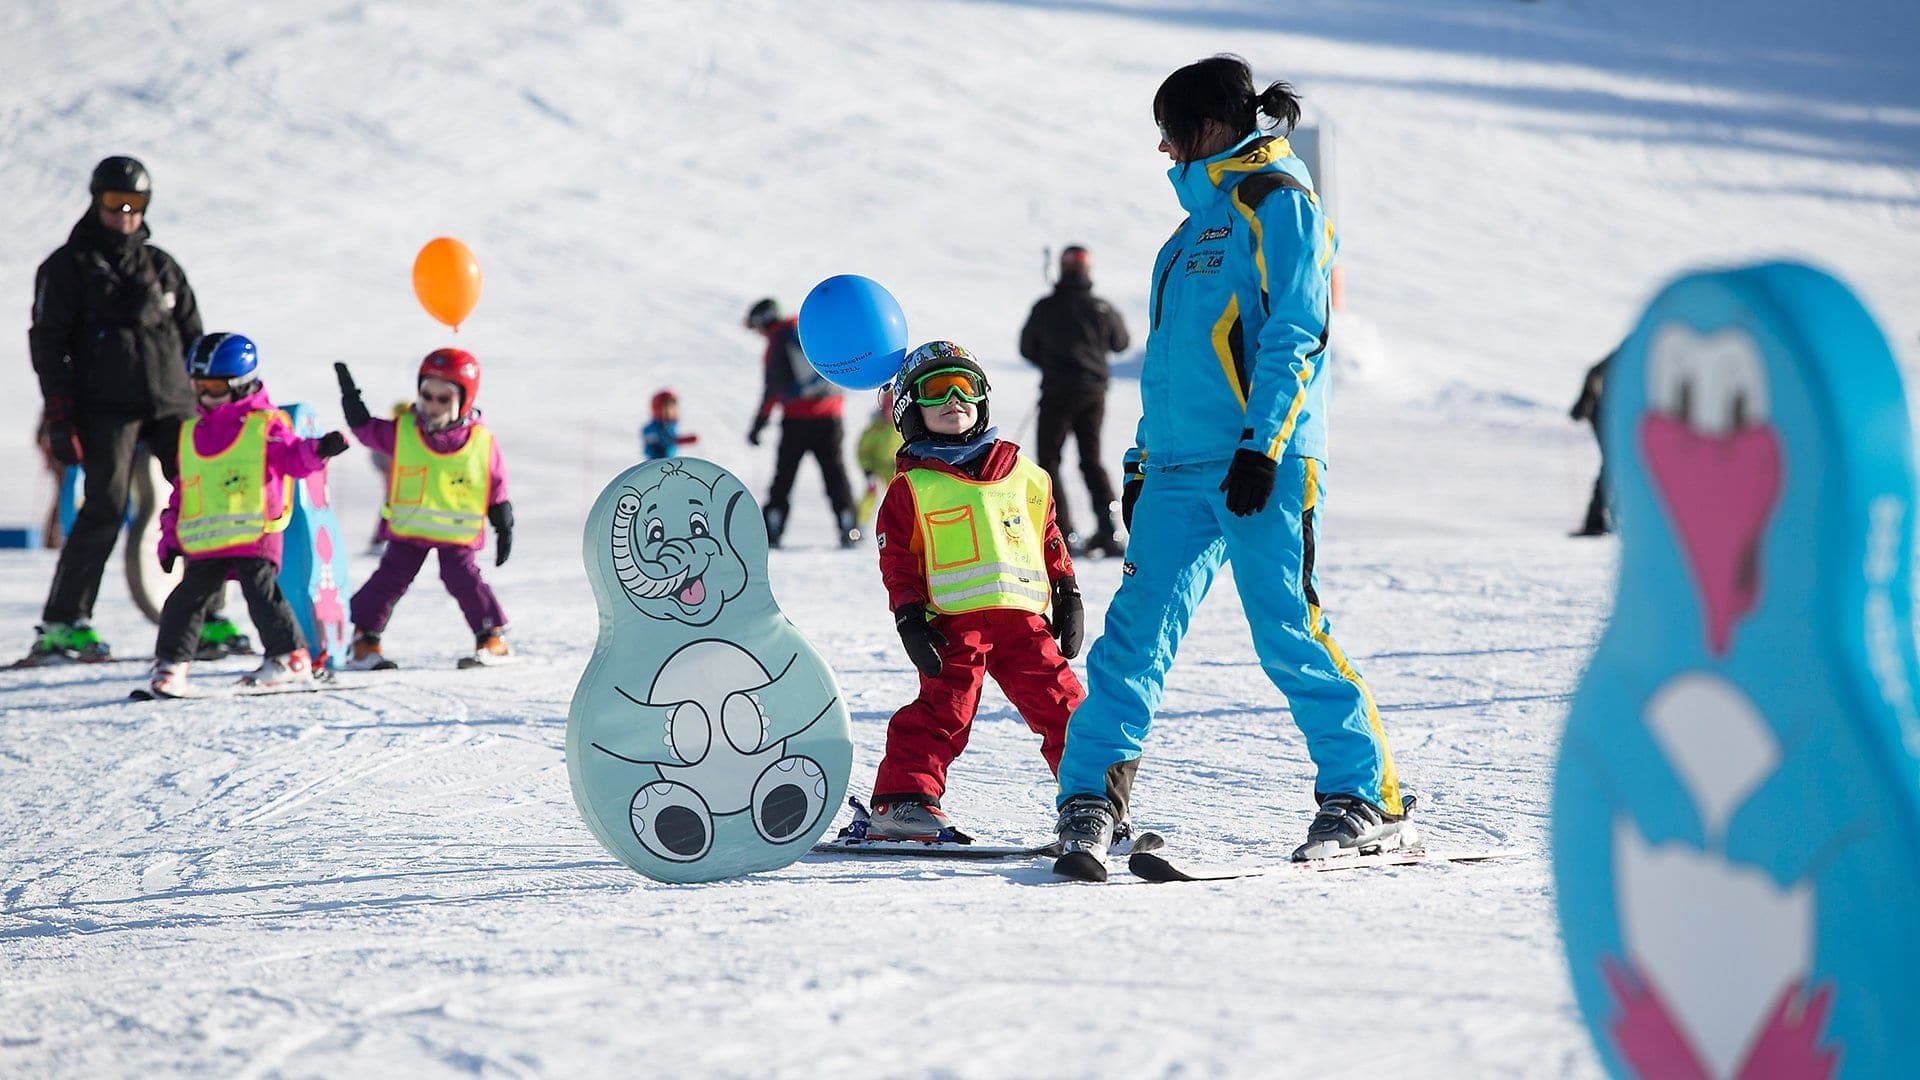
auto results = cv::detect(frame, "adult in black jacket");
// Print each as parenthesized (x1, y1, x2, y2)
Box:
(743, 298, 858, 548)
(1569, 348, 1615, 537)
(24, 157, 204, 663)
(1019, 246, 1131, 556)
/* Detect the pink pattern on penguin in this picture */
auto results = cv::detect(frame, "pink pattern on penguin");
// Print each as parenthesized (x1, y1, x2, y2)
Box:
(1639, 415, 1783, 656)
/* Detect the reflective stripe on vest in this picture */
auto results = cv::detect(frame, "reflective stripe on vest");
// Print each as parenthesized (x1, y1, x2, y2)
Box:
(383, 415, 493, 544)
(175, 411, 294, 554)
(905, 458, 1052, 615)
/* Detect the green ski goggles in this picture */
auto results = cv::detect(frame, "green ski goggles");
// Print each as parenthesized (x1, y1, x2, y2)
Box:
(911, 366, 988, 407)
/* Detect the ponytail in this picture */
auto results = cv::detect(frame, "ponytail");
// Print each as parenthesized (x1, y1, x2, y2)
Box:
(1257, 81, 1302, 136)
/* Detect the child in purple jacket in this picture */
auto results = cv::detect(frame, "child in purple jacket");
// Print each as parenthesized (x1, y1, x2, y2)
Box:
(146, 333, 349, 698)
(333, 349, 514, 669)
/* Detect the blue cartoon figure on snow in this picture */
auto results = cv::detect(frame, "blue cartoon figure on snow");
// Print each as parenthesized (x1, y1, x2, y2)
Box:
(568, 458, 853, 883)
(1553, 262, 1920, 1078)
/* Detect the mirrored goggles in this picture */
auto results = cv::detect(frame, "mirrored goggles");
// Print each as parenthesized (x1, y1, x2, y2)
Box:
(192, 377, 235, 397)
(99, 190, 149, 214)
(911, 367, 987, 407)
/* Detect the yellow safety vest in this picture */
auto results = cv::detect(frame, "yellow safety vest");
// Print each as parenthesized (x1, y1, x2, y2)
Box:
(175, 411, 294, 554)
(384, 414, 494, 544)
(906, 458, 1052, 615)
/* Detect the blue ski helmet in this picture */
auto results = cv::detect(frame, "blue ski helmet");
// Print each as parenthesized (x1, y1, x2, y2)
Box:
(186, 333, 259, 380)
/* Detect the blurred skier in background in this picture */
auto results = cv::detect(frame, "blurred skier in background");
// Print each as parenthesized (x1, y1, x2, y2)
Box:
(853, 387, 903, 533)
(1052, 56, 1407, 880)
(1020, 244, 1131, 557)
(1569, 349, 1614, 537)
(641, 389, 699, 461)
(743, 297, 859, 548)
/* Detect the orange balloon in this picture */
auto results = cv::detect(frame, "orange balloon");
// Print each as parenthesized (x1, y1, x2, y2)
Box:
(412, 237, 483, 330)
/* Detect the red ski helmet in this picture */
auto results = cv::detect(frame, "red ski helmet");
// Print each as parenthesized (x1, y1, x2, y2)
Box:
(650, 389, 679, 419)
(418, 348, 481, 414)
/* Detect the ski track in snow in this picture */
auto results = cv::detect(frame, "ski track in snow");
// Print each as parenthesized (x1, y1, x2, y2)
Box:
(1, 0, 1915, 1075)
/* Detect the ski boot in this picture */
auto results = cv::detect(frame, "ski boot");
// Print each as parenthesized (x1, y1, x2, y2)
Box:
(1291, 793, 1419, 861)
(240, 649, 314, 690)
(865, 796, 969, 843)
(763, 506, 787, 550)
(459, 628, 512, 669)
(194, 616, 255, 661)
(836, 508, 862, 549)
(1052, 795, 1118, 881)
(343, 631, 398, 671)
(145, 660, 193, 699)
(20, 621, 112, 666)
(1080, 503, 1128, 558)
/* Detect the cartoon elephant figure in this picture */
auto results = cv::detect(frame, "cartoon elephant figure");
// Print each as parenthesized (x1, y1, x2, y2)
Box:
(568, 458, 852, 883)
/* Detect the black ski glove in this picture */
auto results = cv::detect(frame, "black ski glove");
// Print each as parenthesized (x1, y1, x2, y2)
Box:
(489, 501, 514, 567)
(1220, 448, 1278, 517)
(334, 362, 371, 428)
(42, 397, 83, 467)
(1049, 577, 1084, 660)
(894, 602, 947, 678)
(315, 431, 349, 458)
(748, 416, 767, 447)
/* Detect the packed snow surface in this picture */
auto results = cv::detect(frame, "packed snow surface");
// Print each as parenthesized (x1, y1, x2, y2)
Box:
(1, 0, 1915, 1075)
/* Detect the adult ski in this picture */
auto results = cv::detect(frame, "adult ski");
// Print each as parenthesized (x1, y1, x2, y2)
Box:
(1128, 845, 1521, 883)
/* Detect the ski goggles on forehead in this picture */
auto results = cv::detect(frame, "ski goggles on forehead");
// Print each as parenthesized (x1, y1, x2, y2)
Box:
(99, 190, 149, 214)
(911, 367, 987, 407)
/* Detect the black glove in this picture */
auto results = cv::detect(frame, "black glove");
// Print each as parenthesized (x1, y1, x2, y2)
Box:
(1049, 577, 1084, 660)
(1121, 477, 1141, 532)
(894, 602, 947, 678)
(334, 362, 371, 428)
(1220, 448, 1278, 517)
(42, 397, 82, 467)
(160, 548, 177, 574)
(315, 431, 349, 458)
(748, 417, 767, 447)
(489, 501, 514, 567)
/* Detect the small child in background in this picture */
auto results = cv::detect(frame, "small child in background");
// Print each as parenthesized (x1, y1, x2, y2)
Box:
(642, 389, 699, 461)
(854, 388, 903, 532)
(334, 349, 515, 670)
(146, 333, 350, 698)
(865, 341, 1085, 841)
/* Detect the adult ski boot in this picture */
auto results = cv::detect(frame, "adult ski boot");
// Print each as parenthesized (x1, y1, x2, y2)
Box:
(836, 508, 862, 549)
(1052, 795, 1118, 881)
(1291, 793, 1419, 861)
(194, 616, 255, 660)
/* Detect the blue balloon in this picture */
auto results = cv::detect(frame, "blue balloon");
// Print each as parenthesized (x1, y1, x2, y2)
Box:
(797, 275, 909, 390)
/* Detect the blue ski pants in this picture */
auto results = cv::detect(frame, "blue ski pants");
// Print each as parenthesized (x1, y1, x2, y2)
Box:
(1055, 455, 1402, 817)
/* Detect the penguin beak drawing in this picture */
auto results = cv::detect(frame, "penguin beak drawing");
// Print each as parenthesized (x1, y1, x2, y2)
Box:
(1638, 324, 1784, 657)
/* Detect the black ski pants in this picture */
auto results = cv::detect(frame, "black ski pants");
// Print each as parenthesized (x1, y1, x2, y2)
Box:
(1033, 389, 1117, 539)
(765, 416, 855, 526)
(43, 412, 184, 624)
(156, 557, 301, 665)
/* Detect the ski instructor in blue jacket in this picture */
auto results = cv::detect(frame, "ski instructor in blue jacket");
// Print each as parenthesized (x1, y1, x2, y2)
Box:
(1051, 56, 1408, 881)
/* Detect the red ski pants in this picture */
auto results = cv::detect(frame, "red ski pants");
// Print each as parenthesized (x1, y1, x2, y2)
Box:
(873, 608, 1086, 802)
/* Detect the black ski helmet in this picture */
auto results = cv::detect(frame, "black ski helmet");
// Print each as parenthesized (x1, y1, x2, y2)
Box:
(90, 156, 151, 201)
(890, 341, 992, 446)
(744, 297, 781, 330)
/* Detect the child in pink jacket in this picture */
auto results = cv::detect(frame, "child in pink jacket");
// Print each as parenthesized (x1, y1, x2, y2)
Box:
(146, 333, 348, 698)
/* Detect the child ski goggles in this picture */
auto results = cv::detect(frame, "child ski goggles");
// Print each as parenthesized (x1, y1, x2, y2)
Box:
(192, 377, 234, 397)
(911, 367, 988, 407)
(99, 190, 149, 214)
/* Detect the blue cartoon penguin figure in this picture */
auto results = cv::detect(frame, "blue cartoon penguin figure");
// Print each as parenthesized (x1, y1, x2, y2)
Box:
(1553, 263, 1920, 1078)
(568, 458, 853, 883)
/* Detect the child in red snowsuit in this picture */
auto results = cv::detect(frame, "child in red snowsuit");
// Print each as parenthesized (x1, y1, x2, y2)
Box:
(866, 341, 1085, 840)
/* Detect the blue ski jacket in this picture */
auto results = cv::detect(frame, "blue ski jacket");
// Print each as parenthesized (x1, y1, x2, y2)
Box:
(1131, 132, 1338, 471)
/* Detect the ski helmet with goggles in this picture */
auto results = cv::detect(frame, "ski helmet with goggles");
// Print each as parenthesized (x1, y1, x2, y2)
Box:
(890, 341, 991, 445)
(417, 348, 481, 414)
(744, 298, 781, 330)
(90, 156, 151, 204)
(186, 332, 259, 384)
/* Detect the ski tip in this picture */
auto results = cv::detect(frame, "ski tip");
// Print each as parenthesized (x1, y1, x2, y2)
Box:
(129, 688, 154, 701)
(1052, 850, 1109, 882)
(1127, 851, 1202, 883)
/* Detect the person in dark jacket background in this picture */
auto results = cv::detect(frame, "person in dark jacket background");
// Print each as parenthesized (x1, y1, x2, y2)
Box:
(1019, 246, 1131, 556)
(744, 297, 858, 548)
(1569, 349, 1614, 537)
(22, 156, 213, 664)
